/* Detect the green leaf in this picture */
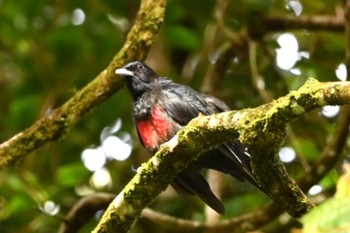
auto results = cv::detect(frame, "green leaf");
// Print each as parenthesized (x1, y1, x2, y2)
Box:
(164, 25, 201, 51)
(56, 162, 90, 187)
(303, 197, 350, 233)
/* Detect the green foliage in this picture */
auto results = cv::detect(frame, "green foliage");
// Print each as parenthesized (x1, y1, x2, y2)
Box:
(164, 25, 201, 51)
(303, 197, 350, 233)
(0, 0, 349, 232)
(57, 162, 90, 187)
(303, 167, 350, 233)
(9, 95, 42, 131)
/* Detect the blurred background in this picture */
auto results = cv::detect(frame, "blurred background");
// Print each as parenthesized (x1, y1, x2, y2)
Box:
(0, 0, 349, 232)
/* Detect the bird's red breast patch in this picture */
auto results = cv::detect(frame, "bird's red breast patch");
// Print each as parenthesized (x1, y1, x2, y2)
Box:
(137, 105, 172, 150)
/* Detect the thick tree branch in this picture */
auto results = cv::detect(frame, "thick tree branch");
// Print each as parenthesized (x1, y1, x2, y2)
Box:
(57, 85, 350, 233)
(141, 107, 350, 233)
(62, 80, 350, 233)
(0, 0, 166, 168)
(140, 106, 350, 233)
(93, 79, 350, 232)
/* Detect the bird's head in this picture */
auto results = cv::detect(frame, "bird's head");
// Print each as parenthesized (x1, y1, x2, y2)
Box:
(115, 61, 158, 99)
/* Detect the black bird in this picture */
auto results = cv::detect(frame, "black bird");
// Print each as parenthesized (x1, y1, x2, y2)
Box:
(115, 61, 262, 214)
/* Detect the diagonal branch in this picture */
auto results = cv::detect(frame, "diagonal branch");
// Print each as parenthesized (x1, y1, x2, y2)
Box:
(0, 0, 167, 168)
(141, 107, 350, 233)
(63, 103, 349, 233)
(93, 79, 350, 232)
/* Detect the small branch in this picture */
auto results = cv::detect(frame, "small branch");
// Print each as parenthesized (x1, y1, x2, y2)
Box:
(248, 40, 272, 102)
(298, 106, 350, 191)
(249, 13, 344, 39)
(0, 0, 167, 168)
(214, 0, 241, 43)
(264, 14, 344, 32)
(142, 208, 203, 233)
(202, 40, 246, 95)
(142, 203, 281, 233)
(93, 79, 350, 232)
(59, 193, 115, 233)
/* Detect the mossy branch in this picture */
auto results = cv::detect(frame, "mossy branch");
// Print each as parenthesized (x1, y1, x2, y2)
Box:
(93, 79, 350, 232)
(0, 0, 167, 168)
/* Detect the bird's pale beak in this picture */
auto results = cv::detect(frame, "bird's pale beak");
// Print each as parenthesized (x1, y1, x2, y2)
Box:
(115, 68, 134, 77)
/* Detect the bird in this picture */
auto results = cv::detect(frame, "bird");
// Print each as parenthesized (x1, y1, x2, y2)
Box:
(115, 61, 263, 214)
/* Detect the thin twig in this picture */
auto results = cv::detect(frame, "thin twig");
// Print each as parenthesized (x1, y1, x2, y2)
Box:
(59, 193, 115, 233)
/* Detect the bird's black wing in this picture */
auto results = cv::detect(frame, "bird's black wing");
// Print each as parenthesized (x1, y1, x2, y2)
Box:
(160, 81, 262, 214)
(159, 82, 227, 213)
(204, 95, 262, 189)
(160, 81, 213, 124)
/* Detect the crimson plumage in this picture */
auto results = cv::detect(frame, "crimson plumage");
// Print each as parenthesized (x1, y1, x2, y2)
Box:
(116, 61, 263, 214)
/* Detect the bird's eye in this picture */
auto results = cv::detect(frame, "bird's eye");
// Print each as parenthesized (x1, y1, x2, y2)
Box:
(136, 64, 149, 82)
